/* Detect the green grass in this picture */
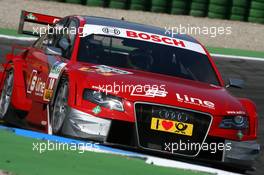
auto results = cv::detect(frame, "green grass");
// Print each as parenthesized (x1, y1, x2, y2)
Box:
(0, 28, 27, 37)
(0, 130, 210, 175)
(206, 46, 264, 58)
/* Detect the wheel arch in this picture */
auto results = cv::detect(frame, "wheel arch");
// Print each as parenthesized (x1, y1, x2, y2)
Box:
(239, 98, 258, 139)
(5, 59, 31, 111)
(49, 70, 77, 108)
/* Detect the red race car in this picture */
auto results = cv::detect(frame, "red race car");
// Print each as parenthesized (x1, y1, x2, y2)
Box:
(0, 11, 260, 170)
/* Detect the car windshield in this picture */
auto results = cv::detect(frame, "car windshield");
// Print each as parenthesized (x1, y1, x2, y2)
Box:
(77, 34, 220, 85)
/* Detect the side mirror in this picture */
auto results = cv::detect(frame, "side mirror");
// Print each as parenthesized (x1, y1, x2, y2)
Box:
(58, 38, 70, 51)
(226, 78, 244, 89)
(45, 46, 62, 56)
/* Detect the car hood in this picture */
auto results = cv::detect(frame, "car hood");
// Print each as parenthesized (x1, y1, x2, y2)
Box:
(75, 64, 246, 116)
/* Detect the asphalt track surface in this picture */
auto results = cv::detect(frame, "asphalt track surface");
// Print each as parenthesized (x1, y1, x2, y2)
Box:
(0, 38, 263, 175)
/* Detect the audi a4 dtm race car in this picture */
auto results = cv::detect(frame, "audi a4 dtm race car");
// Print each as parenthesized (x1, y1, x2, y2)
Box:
(0, 11, 260, 170)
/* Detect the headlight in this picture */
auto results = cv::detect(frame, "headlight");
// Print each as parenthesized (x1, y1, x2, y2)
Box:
(219, 116, 248, 129)
(83, 89, 124, 111)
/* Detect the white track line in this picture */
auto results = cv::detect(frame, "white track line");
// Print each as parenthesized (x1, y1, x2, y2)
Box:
(0, 34, 264, 62)
(80, 145, 241, 175)
(211, 53, 264, 62)
(146, 157, 242, 175)
(0, 34, 37, 41)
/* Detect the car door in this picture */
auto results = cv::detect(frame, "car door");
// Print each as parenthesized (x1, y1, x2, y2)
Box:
(24, 17, 70, 103)
(43, 18, 79, 103)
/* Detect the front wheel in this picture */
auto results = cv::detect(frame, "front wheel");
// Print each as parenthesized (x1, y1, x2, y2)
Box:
(50, 80, 69, 134)
(0, 69, 14, 119)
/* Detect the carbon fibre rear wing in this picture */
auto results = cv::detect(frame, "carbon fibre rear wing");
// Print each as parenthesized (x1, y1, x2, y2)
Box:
(18, 10, 62, 36)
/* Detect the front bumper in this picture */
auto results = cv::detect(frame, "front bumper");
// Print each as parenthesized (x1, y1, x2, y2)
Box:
(61, 107, 111, 142)
(222, 140, 260, 168)
(62, 107, 261, 168)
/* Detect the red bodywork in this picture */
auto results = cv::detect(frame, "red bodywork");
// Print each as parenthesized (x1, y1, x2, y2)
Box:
(0, 12, 258, 144)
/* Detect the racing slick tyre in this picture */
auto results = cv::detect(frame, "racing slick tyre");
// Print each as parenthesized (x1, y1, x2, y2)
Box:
(231, 7, 247, 16)
(151, 0, 168, 13)
(209, 0, 229, 6)
(208, 4, 229, 14)
(190, 10, 206, 17)
(129, 0, 147, 10)
(152, 0, 167, 7)
(170, 0, 190, 14)
(230, 1, 249, 22)
(232, 0, 248, 7)
(191, 2, 208, 11)
(230, 14, 245, 21)
(0, 69, 14, 120)
(65, 0, 82, 4)
(192, 0, 208, 3)
(248, 16, 264, 24)
(250, 1, 264, 10)
(109, 0, 127, 9)
(86, 0, 105, 7)
(50, 79, 69, 134)
(171, 8, 188, 15)
(208, 0, 230, 19)
(151, 6, 167, 13)
(208, 12, 226, 19)
(130, 4, 144, 10)
(171, 0, 188, 9)
(249, 9, 264, 18)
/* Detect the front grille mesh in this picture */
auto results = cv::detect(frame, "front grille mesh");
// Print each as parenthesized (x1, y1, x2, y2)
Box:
(135, 103, 212, 156)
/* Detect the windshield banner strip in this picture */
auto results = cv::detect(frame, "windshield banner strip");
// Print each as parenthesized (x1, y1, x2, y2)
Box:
(82, 24, 206, 55)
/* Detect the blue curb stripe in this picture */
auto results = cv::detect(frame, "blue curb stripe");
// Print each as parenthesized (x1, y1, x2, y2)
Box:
(0, 125, 144, 158)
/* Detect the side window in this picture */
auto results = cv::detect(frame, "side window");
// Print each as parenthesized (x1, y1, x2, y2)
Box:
(49, 19, 78, 59)
(33, 34, 47, 48)
(33, 17, 69, 50)
(61, 19, 78, 59)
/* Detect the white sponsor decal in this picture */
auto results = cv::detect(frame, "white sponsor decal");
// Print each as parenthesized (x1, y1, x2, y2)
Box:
(226, 111, 246, 115)
(53, 18, 60, 24)
(42, 61, 67, 101)
(48, 61, 67, 79)
(131, 86, 168, 98)
(93, 65, 132, 75)
(176, 93, 215, 109)
(82, 24, 206, 55)
(27, 70, 46, 96)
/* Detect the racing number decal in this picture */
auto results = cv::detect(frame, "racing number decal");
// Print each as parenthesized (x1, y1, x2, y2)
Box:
(47, 78, 55, 89)
(43, 78, 56, 101)
(43, 62, 67, 101)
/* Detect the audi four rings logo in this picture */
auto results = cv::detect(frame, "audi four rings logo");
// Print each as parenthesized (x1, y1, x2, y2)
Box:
(158, 110, 190, 122)
(102, 27, 121, 35)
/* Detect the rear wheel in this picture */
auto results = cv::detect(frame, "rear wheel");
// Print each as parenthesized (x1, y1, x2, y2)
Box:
(0, 69, 14, 119)
(51, 80, 69, 134)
